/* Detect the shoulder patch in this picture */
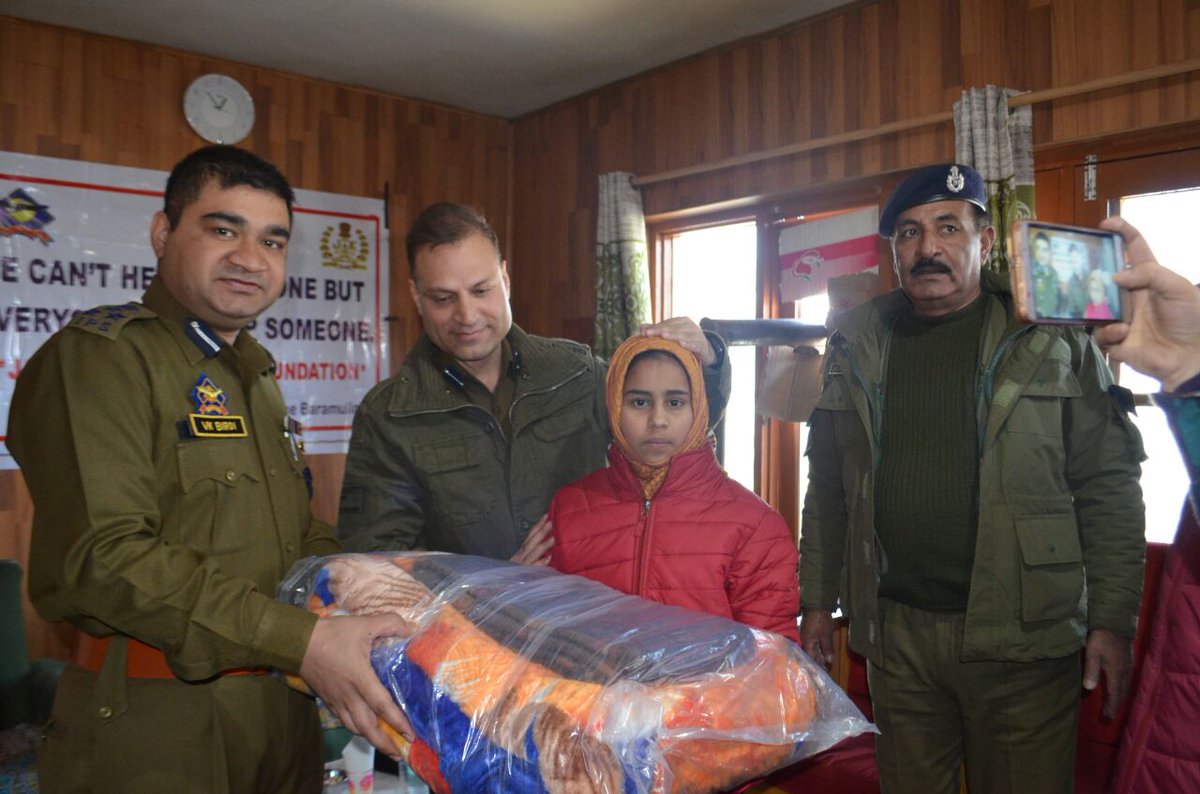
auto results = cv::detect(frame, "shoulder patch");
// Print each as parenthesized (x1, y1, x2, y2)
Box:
(68, 302, 156, 338)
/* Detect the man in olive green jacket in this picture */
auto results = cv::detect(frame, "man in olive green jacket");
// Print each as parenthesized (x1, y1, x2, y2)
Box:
(338, 202, 730, 560)
(799, 164, 1144, 794)
(8, 147, 410, 793)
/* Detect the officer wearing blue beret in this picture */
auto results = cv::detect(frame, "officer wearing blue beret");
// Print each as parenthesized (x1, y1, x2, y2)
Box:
(800, 163, 1145, 793)
(877, 162, 988, 237)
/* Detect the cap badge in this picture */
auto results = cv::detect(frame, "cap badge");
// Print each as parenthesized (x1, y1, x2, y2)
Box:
(947, 166, 965, 193)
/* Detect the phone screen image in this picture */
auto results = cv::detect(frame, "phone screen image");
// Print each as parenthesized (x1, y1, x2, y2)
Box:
(1021, 223, 1124, 323)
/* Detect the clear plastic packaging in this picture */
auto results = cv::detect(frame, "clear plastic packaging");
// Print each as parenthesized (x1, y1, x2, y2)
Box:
(280, 552, 874, 793)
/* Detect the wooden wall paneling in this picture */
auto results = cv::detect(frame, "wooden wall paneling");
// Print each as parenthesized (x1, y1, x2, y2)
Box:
(1, 14, 512, 661)
(1072, 145, 1200, 227)
(512, 0, 1200, 347)
(1032, 166, 1071, 223)
(1031, 119, 1200, 229)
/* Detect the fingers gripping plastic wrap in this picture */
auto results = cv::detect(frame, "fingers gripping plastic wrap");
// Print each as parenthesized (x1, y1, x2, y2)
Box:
(280, 553, 874, 793)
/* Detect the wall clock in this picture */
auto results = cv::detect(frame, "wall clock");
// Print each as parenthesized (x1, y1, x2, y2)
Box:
(183, 73, 255, 145)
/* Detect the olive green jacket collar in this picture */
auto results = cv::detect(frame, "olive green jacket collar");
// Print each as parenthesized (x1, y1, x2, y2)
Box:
(387, 324, 592, 416)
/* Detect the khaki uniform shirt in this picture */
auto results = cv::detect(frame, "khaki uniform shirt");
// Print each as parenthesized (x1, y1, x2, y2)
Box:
(8, 276, 338, 679)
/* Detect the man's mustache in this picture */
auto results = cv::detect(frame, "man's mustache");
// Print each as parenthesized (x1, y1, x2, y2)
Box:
(910, 257, 951, 276)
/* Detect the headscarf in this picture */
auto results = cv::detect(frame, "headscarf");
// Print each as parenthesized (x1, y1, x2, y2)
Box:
(606, 335, 710, 500)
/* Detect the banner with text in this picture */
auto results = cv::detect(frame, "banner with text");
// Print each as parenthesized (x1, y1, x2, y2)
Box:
(0, 150, 388, 469)
(778, 207, 879, 303)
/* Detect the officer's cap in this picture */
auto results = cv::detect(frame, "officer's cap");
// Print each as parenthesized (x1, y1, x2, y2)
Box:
(879, 163, 987, 237)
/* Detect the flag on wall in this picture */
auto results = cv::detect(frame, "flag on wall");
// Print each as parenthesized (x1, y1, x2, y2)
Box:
(778, 207, 879, 303)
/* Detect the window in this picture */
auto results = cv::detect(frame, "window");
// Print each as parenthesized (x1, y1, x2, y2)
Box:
(664, 221, 758, 489)
(659, 205, 882, 533)
(1039, 140, 1200, 542)
(1115, 189, 1200, 542)
(794, 293, 830, 507)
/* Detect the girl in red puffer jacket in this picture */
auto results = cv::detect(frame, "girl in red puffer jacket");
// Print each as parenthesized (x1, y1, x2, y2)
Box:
(548, 335, 800, 641)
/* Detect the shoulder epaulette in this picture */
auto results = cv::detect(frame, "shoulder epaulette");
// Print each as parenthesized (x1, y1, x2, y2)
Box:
(68, 302, 157, 338)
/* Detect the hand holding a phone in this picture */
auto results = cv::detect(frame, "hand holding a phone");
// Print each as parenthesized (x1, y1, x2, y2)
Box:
(1093, 217, 1200, 392)
(1010, 220, 1126, 324)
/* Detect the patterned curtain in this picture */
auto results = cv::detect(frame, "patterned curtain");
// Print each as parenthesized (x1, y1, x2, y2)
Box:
(594, 172, 651, 359)
(954, 86, 1035, 272)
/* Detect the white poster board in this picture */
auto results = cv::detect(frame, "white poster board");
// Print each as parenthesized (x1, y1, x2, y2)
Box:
(779, 207, 880, 303)
(0, 151, 388, 468)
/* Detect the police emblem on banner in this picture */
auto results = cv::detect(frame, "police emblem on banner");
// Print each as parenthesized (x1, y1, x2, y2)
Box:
(320, 222, 370, 270)
(0, 188, 55, 244)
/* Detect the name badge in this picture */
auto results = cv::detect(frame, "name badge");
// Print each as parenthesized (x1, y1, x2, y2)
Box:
(187, 414, 248, 437)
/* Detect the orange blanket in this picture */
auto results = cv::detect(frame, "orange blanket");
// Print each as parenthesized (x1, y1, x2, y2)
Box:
(285, 552, 871, 793)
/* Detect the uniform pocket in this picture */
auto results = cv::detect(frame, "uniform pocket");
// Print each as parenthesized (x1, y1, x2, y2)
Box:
(1015, 514, 1084, 623)
(413, 434, 482, 473)
(1007, 358, 1081, 439)
(176, 440, 263, 554)
(412, 434, 495, 542)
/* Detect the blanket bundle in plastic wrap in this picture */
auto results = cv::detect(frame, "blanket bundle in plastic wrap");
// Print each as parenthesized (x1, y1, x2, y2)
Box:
(280, 553, 873, 793)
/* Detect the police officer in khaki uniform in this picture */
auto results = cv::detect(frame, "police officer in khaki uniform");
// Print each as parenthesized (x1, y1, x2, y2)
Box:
(8, 146, 411, 793)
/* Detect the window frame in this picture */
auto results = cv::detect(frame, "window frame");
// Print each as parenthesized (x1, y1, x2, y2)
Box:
(1036, 125, 1200, 541)
(646, 176, 899, 536)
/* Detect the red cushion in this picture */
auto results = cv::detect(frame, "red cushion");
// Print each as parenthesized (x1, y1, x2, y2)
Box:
(756, 732, 879, 793)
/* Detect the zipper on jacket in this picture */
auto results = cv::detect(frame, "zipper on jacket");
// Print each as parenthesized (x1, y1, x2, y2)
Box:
(633, 498, 653, 597)
(507, 363, 589, 431)
(837, 335, 887, 473)
(393, 358, 588, 426)
(976, 324, 1035, 451)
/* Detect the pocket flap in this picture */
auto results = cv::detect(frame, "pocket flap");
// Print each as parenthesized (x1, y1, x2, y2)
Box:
(177, 440, 261, 491)
(1021, 358, 1081, 398)
(413, 436, 481, 473)
(1015, 515, 1082, 566)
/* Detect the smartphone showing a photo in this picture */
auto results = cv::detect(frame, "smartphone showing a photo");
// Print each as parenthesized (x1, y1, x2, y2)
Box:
(1010, 220, 1127, 325)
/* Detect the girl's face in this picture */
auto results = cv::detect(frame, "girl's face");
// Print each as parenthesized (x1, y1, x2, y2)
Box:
(618, 355, 694, 465)
(1089, 275, 1107, 303)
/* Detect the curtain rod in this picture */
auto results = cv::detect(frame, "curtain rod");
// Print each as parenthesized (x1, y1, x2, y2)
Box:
(633, 59, 1200, 187)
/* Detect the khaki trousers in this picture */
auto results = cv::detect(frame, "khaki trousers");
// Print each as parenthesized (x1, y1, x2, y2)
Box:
(38, 659, 322, 794)
(868, 599, 1080, 794)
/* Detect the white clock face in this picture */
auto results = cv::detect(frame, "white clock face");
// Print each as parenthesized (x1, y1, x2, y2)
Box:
(184, 74, 256, 144)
